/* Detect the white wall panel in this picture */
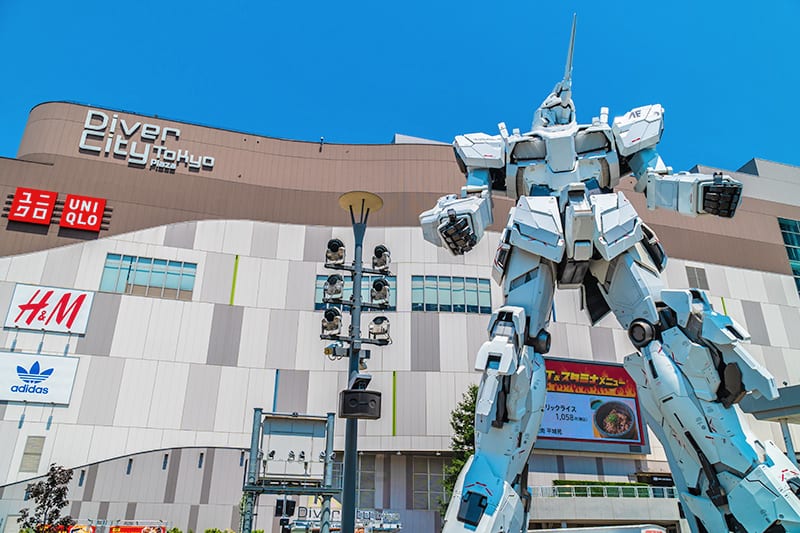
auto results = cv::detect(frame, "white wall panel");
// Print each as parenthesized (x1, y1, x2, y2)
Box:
(6, 252, 46, 285)
(410, 228, 438, 264)
(377, 312, 410, 372)
(86, 425, 130, 465)
(143, 299, 183, 360)
(276, 224, 305, 260)
(438, 313, 468, 372)
(721, 298, 748, 333)
(0, 256, 12, 281)
(257, 259, 289, 309)
(129, 226, 167, 245)
(110, 297, 154, 358)
(194, 220, 226, 252)
(661, 258, 687, 289)
(784, 276, 800, 307)
(305, 370, 341, 420)
(244, 368, 278, 414)
(40, 244, 83, 288)
(741, 268, 769, 302)
(704, 264, 730, 297)
(213, 367, 251, 433)
(426, 372, 455, 437)
(238, 308, 270, 369)
(222, 220, 254, 256)
(762, 303, 790, 348)
(384, 228, 411, 272)
(147, 362, 190, 429)
(231, 255, 260, 307)
(50, 424, 92, 469)
(250, 222, 279, 258)
(782, 349, 800, 387)
(114, 359, 159, 427)
(124, 427, 164, 457)
(295, 311, 325, 371)
(564, 323, 592, 359)
(175, 302, 213, 364)
(160, 429, 198, 449)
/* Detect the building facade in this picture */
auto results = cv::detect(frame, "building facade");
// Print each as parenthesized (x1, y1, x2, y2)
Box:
(0, 102, 799, 532)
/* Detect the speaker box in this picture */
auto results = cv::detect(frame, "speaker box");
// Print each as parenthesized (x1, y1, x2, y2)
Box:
(339, 389, 382, 420)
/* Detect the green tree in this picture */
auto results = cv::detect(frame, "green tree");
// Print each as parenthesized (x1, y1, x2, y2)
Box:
(17, 464, 75, 533)
(440, 383, 478, 516)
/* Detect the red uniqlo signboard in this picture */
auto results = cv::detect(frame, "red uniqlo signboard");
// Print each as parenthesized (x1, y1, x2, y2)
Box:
(8, 187, 57, 225)
(60, 193, 106, 232)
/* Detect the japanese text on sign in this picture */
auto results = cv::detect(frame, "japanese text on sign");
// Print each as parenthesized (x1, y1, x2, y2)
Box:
(8, 187, 57, 225)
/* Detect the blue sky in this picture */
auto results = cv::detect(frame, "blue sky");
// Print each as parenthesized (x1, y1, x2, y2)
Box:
(1, 1, 798, 173)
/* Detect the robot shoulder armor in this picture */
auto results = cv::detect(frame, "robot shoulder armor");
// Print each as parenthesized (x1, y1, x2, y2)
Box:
(611, 104, 664, 157)
(454, 133, 504, 169)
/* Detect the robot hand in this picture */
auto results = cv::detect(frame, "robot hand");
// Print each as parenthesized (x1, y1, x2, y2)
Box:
(419, 186, 493, 255)
(698, 173, 743, 218)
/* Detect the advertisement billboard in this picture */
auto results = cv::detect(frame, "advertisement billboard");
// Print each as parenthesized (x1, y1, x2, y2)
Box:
(538, 357, 646, 449)
(0, 351, 79, 404)
(4, 284, 95, 334)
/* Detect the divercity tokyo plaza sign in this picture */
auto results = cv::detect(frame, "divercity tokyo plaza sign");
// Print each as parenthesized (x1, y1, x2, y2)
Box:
(78, 109, 216, 172)
(0, 351, 79, 404)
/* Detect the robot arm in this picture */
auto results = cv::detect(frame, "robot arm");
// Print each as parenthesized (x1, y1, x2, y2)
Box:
(419, 133, 501, 255)
(612, 105, 743, 218)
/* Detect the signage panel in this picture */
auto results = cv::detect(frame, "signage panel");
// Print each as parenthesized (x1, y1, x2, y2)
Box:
(4, 284, 95, 334)
(538, 358, 645, 446)
(8, 187, 57, 225)
(0, 351, 79, 404)
(60, 194, 106, 232)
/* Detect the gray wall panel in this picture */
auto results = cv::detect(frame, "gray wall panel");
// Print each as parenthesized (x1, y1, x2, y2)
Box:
(275, 370, 310, 413)
(742, 300, 771, 345)
(302, 226, 332, 262)
(98, 501, 110, 520)
(70, 501, 82, 520)
(0, 401, 6, 420)
(164, 222, 198, 249)
(199, 252, 235, 304)
(77, 357, 125, 425)
(285, 261, 317, 310)
(781, 306, 800, 348)
(181, 366, 222, 431)
(395, 372, 427, 435)
(164, 448, 182, 503)
(250, 223, 279, 259)
(125, 502, 136, 520)
(82, 463, 99, 501)
(40, 245, 83, 288)
(199, 448, 215, 504)
(589, 327, 615, 362)
(410, 314, 440, 371)
(764, 274, 789, 305)
(76, 292, 122, 356)
(266, 310, 299, 368)
(762, 346, 790, 386)
(207, 304, 243, 367)
(188, 504, 199, 533)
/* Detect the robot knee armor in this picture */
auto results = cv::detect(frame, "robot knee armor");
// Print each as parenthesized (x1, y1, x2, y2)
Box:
(628, 318, 657, 348)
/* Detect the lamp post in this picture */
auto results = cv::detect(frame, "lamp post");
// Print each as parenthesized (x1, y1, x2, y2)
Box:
(320, 191, 391, 533)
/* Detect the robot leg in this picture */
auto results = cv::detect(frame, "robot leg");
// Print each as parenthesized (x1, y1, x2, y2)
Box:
(598, 249, 800, 532)
(442, 244, 554, 533)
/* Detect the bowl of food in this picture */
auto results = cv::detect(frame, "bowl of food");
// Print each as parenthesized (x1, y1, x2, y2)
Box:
(593, 401, 637, 440)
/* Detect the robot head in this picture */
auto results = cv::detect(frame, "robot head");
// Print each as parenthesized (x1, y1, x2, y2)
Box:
(531, 15, 577, 130)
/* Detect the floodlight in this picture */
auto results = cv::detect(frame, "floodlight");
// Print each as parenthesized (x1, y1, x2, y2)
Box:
(319, 451, 326, 462)
(372, 245, 391, 272)
(371, 277, 390, 305)
(323, 274, 344, 302)
(299, 451, 306, 461)
(325, 239, 345, 265)
(321, 308, 342, 335)
(288, 450, 296, 462)
(268, 450, 276, 460)
(368, 316, 391, 341)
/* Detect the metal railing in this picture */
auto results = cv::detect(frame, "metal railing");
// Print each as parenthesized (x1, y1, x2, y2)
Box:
(531, 485, 679, 499)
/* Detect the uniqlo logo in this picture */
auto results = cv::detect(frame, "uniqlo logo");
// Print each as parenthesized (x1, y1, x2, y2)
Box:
(8, 187, 57, 225)
(60, 194, 106, 232)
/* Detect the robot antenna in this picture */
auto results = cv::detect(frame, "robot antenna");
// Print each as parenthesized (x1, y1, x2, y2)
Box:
(562, 13, 577, 87)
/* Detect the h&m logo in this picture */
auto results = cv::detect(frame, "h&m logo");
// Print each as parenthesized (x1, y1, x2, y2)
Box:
(11, 361, 53, 394)
(13, 288, 88, 331)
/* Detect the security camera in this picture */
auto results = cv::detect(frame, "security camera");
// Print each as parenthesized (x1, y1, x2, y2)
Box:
(326, 239, 345, 265)
(323, 274, 344, 302)
(369, 316, 391, 342)
(372, 245, 391, 272)
(371, 277, 390, 305)
(321, 307, 342, 335)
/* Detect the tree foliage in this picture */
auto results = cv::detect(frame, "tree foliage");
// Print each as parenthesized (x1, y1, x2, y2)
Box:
(18, 464, 75, 533)
(440, 383, 478, 516)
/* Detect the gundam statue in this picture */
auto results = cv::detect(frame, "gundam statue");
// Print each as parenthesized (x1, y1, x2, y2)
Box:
(421, 16, 800, 533)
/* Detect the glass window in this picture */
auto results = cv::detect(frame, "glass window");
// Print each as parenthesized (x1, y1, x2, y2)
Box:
(424, 276, 438, 312)
(438, 277, 452, 312)
(478, 278, 492, 314)
(411, 456, 446, 510)
(99, 253, 196, 300)
(465, 277, 479, 314)
(452, 277, 465, 313)
(411, 276, 424, 311)
(358, 454, 376, 509)
(778, 218, 800, 297)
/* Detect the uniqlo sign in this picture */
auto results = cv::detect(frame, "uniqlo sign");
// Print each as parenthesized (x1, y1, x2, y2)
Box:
(8, 187, 57, 225)
(4, 283, 95, 334)
(60, 194, 106, 232)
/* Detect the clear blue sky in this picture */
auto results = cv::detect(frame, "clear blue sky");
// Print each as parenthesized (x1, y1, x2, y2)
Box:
(1, 1, 798, 173)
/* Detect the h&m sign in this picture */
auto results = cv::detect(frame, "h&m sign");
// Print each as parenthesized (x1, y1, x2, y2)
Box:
(4, 284, 95, 335)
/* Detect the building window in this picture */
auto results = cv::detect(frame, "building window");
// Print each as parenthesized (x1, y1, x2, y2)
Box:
(162, 454, 169, 470)
(357, 454, 376, 509)
(314, 275, 396, 311)
(412, 456, 446, 510)
(779, 218, 800, 295)
(685, 266, 709, 290)
(198, 452, 205, 468)
(126, 458, 133, 475)
(412, 276, 491, 314)
(99, 253, 196, 300)
(78, 469, 86, 487)
(19, 436, 45, 473)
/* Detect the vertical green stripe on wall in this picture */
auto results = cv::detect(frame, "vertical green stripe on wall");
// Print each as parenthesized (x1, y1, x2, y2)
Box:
(230, 255, 240, 305)
(720, 296, 728, 316)
(392, 370, 397, 436)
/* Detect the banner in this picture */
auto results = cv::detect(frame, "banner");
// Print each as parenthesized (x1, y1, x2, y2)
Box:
(4, 284, 95, 334)
(538, 358, 645, 446)
(0, 351, 79, 405)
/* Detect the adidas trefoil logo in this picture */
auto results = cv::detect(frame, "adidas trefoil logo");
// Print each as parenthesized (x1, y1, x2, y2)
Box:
(11, 361, 53, 394)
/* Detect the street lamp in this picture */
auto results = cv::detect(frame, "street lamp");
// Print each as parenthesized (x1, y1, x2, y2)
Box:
(320, 191, 392, 533)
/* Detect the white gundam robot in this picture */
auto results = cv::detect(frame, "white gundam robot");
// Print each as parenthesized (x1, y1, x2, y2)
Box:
(421, 17, 800, 533)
